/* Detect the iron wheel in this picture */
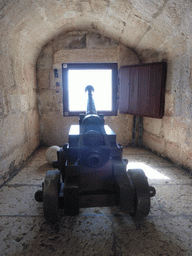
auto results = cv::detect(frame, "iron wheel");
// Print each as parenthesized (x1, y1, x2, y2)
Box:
(43, 170, 60, 223)
(127, 169, 151, 218)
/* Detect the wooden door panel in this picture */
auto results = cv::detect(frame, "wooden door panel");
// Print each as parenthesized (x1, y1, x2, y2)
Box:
(119, 62, 167, 118)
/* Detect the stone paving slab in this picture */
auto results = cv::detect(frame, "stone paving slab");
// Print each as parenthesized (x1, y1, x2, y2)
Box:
(155, 184, 192, 216)
(127, 165, 192, 185)
(127, 154, 173, 168)
(24, 147, 48, 168)
(114, 214, 192, 255)
(0, 217, 43, 256)
(148, 167, 192, 185)
(0, 185, 43, 216)
(7, 164, 55, 185)
(12, 212, 192, 256)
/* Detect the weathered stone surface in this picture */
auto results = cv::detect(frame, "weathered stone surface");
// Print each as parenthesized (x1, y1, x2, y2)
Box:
(164, 91, 174, 116)
(86, 33, 119, 49)
(54, 48, 119, 64)
(163, 117, 187, 144)
(40, 112, 78, 146)
(143, 118, 162, 136)
(1, 0, 192, 183)
(37, 70, 50, 89)
(143, 131, 166, 156)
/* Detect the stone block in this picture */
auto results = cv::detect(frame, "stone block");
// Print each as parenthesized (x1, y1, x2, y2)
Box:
(165, 141, 183, 166)
(108, 0, 131, 22)
(89, 0, 109, 17)
(86, 33, 119, 49)
(23, 64, 36, 86)
(53, 32, 86, 51)
(185, 123, 192, 148)
(143, 117, 162, 136)
(28, 87, 38, 110)
(184, 149, 192, 170)
(0, 155, 15, 185)
(182, 92, 192, 119)
(9, 59, 28, 94)
(53, 48, 119, 64)
(164, 92, 174, 116)
(118, 44, 140, 66)
(20, 94, 29, 112)
(121, 13, 149, 48)
(52, 63, 62, 70)
(131, 0, 164, 22)
(9, 93, 21, 114)
(38, 89, 62, 114)
(143, 131, 166, 156)
(37, 69, 50, 89)
(152, 7, 177, 37)
(169, 55, 190, 96)
(0, 113, 26, 155)
(163, 34, 187, 57)
(105, 114, 133, 146)
(36, 45, 53, 70)
(136, 26, 166, 54)
(0, 135, 39, 186)
(162, 117, 187, 145)
(27, 133, 40, 157)
(26, 109, 40, 139)
(40, 112, 78, 146)
(1, 57, 16, 90)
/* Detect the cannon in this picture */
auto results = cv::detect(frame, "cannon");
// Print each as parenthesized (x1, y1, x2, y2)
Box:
(35, 85, 156, 223)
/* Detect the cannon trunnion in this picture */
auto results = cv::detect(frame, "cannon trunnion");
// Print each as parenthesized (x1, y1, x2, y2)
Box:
(35, 85, 156, 223)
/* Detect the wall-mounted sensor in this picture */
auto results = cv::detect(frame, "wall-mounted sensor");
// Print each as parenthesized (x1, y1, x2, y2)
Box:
(54, 69, 58, 78)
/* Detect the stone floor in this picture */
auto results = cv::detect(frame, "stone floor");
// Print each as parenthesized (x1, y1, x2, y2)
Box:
(0, 147, 192, 256)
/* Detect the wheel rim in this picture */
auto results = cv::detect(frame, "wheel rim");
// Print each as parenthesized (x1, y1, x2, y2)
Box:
(127, 169, 150, 218)
(43, 170, 60, 223)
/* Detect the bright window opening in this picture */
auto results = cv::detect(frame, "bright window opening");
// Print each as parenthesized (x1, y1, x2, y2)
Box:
(62, 63, 118, 116)
(68, 69, 112, 112)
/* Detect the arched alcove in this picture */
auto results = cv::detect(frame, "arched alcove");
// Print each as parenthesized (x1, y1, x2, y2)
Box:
(36, 30, 140, 146)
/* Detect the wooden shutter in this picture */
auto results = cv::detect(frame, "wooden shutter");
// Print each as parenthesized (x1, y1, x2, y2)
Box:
(119, 62, 167, 118)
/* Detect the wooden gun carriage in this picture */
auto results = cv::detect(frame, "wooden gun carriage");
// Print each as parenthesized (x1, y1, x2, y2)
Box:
(35, 85, 156, 223)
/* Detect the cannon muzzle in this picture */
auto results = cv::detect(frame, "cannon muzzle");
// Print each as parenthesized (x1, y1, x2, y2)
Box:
(85, 85, 96, 115)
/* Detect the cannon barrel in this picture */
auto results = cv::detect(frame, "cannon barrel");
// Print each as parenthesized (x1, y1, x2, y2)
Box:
(85, 85, 96, 115)
(80, 85, 110, 168)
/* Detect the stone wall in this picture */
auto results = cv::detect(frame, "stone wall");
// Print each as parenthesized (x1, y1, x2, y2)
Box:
(139, 0, 192, 170)
(143, 53, 192, 169)
(36, 31, 140, 146)
(0, 33, 40, 185)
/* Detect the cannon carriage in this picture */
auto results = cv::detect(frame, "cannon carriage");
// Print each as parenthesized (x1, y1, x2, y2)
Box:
(35, 85, 156, 223)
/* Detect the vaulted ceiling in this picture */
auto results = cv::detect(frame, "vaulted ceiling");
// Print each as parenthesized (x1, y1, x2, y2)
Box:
(1, 0, 191, 65)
